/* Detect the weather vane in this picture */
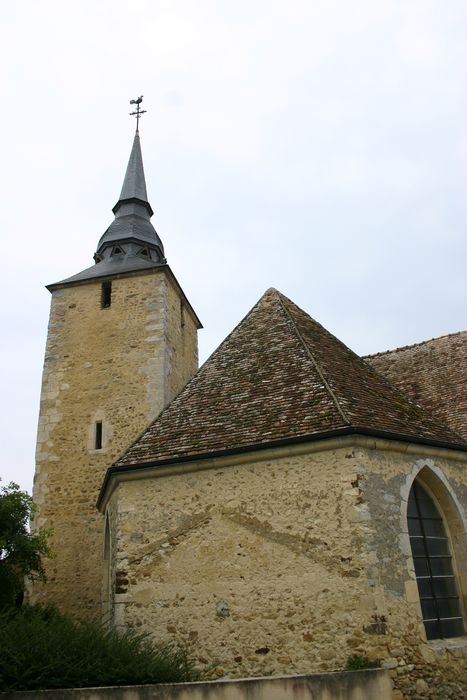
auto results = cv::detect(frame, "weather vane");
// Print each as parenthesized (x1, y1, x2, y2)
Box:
(129, 95, 146, 132)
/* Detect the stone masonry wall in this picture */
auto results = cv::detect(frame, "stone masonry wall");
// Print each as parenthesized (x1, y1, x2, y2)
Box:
(106, 440, 466, 698)
(32, 269, 198, 618)
(164, 276, 199, 405)
(352, 445, 466, 699)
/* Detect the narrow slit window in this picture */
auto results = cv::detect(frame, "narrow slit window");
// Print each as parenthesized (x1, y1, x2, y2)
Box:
(101, 282, 112, 309)
(95, 421, 103, 450)
(180, 300, 185, 328)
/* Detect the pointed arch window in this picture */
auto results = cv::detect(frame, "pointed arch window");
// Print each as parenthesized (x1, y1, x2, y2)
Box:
(408, 480, 464, 640)
(111, 245, 124, 256)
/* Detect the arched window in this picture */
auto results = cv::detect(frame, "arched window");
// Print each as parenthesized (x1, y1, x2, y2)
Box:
(408, 479, 464, 640)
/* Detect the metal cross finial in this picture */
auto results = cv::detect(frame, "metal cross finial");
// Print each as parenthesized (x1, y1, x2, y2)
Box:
(129, 95, 147, 132)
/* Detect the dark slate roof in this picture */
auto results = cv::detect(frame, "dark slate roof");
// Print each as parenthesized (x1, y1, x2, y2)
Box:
(48, 131, 165, 289)
(365, 331, 467, 440)
(118, 131, 148, 202)
(48, 256, 166, 288)
(96, 209, 162, 250)
(113, 289, 465, 471)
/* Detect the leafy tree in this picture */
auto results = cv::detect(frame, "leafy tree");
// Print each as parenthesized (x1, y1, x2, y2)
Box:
(0, 481, 50, 609)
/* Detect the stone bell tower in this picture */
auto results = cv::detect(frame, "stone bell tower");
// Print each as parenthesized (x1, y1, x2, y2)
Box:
(32, 110, 201, 617)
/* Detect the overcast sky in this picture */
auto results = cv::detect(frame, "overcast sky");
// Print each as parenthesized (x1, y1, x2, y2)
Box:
(1, 1, 466, 494)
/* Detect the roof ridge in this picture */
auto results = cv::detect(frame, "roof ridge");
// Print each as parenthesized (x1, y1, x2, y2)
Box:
(363, 329, 467, 360)
(109, 289, 279, 467)
(275, 291, 351, 426)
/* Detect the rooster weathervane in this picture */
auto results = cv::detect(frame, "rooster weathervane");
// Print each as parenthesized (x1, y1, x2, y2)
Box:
(129, 96, 146, 132)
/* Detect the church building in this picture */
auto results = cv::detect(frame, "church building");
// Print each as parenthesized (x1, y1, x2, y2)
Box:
(32, 116, 467, 696)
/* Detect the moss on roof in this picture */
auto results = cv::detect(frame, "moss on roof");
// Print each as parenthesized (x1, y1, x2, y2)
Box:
(112, 289, 465, 471)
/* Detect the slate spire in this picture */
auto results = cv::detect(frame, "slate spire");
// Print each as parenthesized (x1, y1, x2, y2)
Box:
(47, 122, 167, 288)
(92, 126, 165, 267)
(114, 130, 151, 214)
(117, 94, 149, 204)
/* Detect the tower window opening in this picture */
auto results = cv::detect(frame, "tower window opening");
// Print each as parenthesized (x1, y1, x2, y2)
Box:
(408, 480, 464, 640)
(101, 282, 112, 308)
(95, 421, 103, 450)
(180, 300, 185, 328)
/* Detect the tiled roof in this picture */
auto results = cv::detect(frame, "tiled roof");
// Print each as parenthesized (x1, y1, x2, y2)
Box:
(114, 289, 465, 470)
(365, 331, 467, 440)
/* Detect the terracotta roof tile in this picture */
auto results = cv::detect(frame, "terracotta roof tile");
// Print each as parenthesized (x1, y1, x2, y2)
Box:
(365, 331, 467, 440)
(114, 289, 465, 470)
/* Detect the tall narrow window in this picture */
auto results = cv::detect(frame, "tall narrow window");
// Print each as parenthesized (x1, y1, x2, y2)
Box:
(95, 421, 103, 450)
(103, 514, 111, 623)
(101, 282, 112, 309)
(180, 300, 185, 328)
(408, 480, 464, 639)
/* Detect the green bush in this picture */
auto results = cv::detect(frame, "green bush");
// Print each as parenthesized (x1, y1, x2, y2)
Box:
(0, 605, 199, 691)
(345, 654, 379, 671)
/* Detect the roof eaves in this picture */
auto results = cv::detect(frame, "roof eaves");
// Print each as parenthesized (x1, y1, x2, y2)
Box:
(45, 264, 202, 328)
(46, 260, 167, 291)
(96, 425, 467, 510)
